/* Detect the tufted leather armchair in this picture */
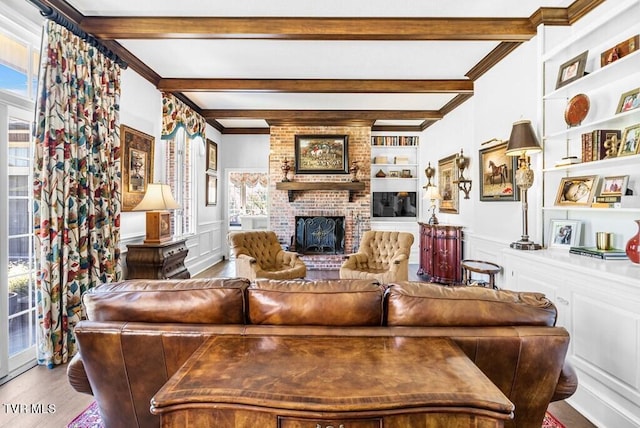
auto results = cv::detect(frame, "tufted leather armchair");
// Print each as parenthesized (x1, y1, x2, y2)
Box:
(228, 230, 306, 280)
(340, 230, 414, 283)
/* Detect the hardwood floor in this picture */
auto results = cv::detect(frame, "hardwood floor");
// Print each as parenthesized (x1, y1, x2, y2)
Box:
(0, 260, 595, 428)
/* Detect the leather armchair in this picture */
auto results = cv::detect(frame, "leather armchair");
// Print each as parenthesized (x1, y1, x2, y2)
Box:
(340, 230, 414, 283)
(228, 230, 306, 280)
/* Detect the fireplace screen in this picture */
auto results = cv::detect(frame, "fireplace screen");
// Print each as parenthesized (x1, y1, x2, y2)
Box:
(295, 216, 345, 255)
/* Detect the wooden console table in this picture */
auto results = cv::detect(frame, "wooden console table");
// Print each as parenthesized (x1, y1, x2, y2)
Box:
(126, 239, 190, 279)
(151, 336, 513, 428)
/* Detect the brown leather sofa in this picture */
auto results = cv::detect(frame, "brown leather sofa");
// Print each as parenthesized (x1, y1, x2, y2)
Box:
(68, 278, 577, 428)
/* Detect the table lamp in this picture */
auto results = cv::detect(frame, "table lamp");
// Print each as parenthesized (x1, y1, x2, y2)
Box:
(424, 185, 442, 225)
(133, 183, 180, 244)
(505, 119, 542, 250)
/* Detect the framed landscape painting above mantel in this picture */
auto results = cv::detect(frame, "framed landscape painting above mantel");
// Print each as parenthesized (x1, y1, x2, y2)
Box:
(294, 135, 349, 174)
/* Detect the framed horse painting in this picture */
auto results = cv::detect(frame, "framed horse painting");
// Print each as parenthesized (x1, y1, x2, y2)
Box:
(478, 141, 519, 202)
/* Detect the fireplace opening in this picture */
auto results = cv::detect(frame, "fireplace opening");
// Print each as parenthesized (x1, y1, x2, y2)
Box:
(294, 216, 345, 255)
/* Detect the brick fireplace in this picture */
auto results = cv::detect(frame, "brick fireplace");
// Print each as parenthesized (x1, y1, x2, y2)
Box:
(269, 125, 371, 269)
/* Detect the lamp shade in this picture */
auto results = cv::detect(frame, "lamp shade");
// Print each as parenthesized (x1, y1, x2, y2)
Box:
(506, 120, 542, 157)
(133, 183, 180, 211)
(424, 186, 442, 201)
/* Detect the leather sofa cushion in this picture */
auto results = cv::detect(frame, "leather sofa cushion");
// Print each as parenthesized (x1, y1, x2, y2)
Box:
(248, 279, 385, 326)
(83, 278, 249, 324)
(386, 281, 557, 327)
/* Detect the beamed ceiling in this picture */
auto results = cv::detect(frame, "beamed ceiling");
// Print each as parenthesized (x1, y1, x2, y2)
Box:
(33, 0, 604, 133)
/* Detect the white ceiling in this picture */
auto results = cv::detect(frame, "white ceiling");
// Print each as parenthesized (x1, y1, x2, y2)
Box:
(26, 0, 583, 132)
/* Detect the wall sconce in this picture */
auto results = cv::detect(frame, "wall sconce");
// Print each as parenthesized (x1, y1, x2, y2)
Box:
(132, 183, 180, 244)
(423, 185, 442, 225)
(506, 119, 543, 250)
(453, 149, 472, 199)
(424, 162, 435, 187)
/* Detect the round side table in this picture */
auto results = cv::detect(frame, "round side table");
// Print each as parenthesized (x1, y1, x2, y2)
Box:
(461, 260, 502, 289)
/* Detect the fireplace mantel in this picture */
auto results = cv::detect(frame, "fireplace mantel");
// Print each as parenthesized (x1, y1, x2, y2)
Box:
(275, 181, 365, 202)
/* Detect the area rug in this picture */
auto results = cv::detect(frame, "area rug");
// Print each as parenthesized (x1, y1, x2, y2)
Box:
(68, 401, 566, 428)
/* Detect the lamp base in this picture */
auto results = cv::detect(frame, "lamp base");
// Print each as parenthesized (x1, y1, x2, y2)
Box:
(428, 214, 439, 225)
(510, 240, 542, 250)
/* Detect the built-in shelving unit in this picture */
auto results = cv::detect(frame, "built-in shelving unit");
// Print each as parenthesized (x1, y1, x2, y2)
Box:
(502, 3, 640, 427)
(540, 0, 640, 249)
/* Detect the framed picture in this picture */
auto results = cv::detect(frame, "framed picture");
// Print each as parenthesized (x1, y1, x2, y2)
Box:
(600, 35, 639, 67)
(555, 175, 598, 206)
(206, 139, 217, 172)
(121, 124, 154, 211)
(294, 135, 349, 174)
(478, 141, 519, 201)
(616, 88, 640, 114)
(619, 123, 640, 156)
(438, 153, 459, 214)
(599, 175, 628, 196)
(555, 51, 588, 89)
(401, 169, 412, 178)
(206, 174, 217, 206)
(388, 170, 400, 178)
(548, 219, 582, 248)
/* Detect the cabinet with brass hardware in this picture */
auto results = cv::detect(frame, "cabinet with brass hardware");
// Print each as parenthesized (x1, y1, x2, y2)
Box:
(417, 223, 463, 284)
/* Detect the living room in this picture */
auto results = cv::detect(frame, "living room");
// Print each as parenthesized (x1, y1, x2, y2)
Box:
(1, 0, 640, 427)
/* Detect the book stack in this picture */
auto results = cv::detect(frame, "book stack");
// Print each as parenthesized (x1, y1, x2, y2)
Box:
(554, 156, 581, 167)
(581, 129, 621, 162)
(569, 246, 628, 259)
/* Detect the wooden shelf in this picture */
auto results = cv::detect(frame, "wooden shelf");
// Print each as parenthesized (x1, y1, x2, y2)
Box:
(275, 181, 365, 202)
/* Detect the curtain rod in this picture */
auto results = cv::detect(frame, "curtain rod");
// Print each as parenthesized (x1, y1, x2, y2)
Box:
(28, 0, 128, 69)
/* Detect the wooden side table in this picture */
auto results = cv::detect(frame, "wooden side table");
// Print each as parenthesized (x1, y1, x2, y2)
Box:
(461, 259, 501, 289)
(126, 239, 190, 279)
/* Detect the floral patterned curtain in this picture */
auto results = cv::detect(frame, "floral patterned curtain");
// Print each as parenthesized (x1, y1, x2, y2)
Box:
(161, 92, 206, 140)
(33, 21, 123, 367)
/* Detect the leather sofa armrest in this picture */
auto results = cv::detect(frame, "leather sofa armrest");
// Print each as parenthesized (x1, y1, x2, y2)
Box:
(67, 352, 93, 395)
(551, 361, 578, 402)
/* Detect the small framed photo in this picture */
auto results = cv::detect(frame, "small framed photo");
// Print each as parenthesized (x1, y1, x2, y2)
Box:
(618, 123, 640, 157)
(616, 88, 640, 114)
(599, 175, 628, 197)
(555, 51, 588, 89)
(388, 170, 400, 178)
(401, 169, 412, 178)
(206, 173, 217, 206)
(548, 219, 582, 248)
(555, 175, 598, 206)
(206, 139, 217, 172)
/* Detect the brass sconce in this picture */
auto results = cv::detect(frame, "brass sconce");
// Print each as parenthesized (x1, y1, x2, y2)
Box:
(453, 149, 472, 199)
(424, 162, 435, 187)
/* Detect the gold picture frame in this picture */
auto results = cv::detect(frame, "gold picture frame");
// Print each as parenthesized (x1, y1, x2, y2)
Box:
(294, 134, 349, 174)
(618, 123, 640, 156)
(555, 51, 588, 89)
(121, 125, 154, 211)
(438, 153, 459, 214)
(555, 175, 598, 206)
(478, 141, 519, 202)
(616, 88, 640, 114)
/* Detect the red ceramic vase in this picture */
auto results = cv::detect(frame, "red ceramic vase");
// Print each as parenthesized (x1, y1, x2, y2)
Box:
(626, 220, 640, 264)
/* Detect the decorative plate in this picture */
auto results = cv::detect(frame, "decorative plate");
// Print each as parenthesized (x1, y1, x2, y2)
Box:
(564, 93, 590, 127)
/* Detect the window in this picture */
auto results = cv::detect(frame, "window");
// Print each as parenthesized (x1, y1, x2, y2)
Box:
(228, 172, 268, 226)
(0, 31, 40, 99)
(165, 127, 196, 236)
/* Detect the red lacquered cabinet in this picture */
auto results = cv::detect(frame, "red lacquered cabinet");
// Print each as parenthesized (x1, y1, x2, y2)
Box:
(417, 223, 463, 284)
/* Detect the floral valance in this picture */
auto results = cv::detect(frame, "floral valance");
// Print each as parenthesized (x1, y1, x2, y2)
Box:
(229, 172, 268, 188)
(161, 92, 207, 140)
